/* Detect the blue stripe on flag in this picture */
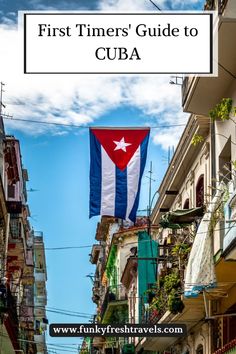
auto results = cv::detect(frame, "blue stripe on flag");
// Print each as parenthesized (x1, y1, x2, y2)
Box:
(129, 133, 150, 222)
(89, 130, 101, 218)
(115, 167, 127, 219)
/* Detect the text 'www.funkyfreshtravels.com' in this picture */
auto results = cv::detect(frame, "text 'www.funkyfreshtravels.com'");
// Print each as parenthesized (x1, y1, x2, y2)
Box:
(50, 324, 187, 337)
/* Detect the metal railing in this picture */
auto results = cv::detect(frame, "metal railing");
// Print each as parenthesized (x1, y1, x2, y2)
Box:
(204, 0, 228, 13)
(100, 284, 127, 320)
(181, 75, 194, 107)
(0, 287, 19, 344)
(141, 305, 166, 325)
(220, 0, 228, 13)
(213, 338, 236, 354)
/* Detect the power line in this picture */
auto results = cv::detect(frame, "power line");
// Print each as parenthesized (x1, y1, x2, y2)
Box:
(148, 0, 162, 11)
(0, 330, 82, 352)
(3, 116, 187, 129)
(45, 245, 92, 250)
(44, 309, 92, 319)
(16, 304, 94, 319)
(8, 222, 236, 252)
(47, 306, 94, 316)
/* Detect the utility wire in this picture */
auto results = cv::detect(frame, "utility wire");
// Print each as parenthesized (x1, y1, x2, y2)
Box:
(0, 331, 80, 352)
(148, 0, 162, 11)
(3, 116, 187, 129)
(47, 306, 93, 316)
(8, 221, 236, 251)
(16, 304, 94, 319)
(45, 245, 93, 250)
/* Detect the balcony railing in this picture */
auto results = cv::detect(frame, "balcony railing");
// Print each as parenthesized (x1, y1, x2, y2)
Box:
(141, 243, 190, 324)
(220, 0, 228, 13)
(100, 285, 127, 320)
(35, 272, 46, 282)
(34, 231, 43, 238)
(213, 338, 236, 354)
(2, 287, 19, 348)
(181, 75, 194, 108)
(141, 306, 165, 325)
(204, 0, 228, 13)
(204, 0, 218, 10)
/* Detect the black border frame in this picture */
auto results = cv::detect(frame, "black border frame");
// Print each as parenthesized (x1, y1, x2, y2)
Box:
(24, 12, 214, 75)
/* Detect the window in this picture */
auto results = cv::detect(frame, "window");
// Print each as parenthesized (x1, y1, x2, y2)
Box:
(219, 139, 231, 184)
(8, 184, 15, 199)
(10, 218, 21, 239)
(183, 198, 190, 209)
(196, 175, 204, 207)
(196, 344, 204, 354)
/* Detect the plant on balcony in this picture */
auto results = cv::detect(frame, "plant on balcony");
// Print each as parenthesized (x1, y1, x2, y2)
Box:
(209, 98, 235, 122)
(163, 272, 181, 293)
(191, 134, 204, 146)
(106, 245, 117, 279)
(150, 290, 165, 314)
(80, 350, 89, 354)
(145, 283, 158, 304)
(167, 288, 185, 314)
(172, 242, 191, 269)
(108, 306, 128, 324)
(191, 99, 236, 147)
(163, 271, 185, 314)
(172, 242, 191, 258)
(149, 271, 184, 317)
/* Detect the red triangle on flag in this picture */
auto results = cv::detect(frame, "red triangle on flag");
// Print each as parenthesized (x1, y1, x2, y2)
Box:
(91, 128, 150, 171)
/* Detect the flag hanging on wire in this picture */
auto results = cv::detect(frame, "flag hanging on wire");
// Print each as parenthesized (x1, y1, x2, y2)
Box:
(89, 127, 150, 222)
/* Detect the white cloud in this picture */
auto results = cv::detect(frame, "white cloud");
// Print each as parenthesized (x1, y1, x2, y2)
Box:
(99, 0, 205, 11)
(152, 111, 188, 149)
(0, 19, 188, 150)
(99, 0, 151, 11)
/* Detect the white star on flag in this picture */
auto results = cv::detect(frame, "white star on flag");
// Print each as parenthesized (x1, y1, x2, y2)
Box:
(113, 137, 132, 152)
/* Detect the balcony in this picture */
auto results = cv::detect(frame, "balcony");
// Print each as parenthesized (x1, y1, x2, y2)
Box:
(222, 184, 236, 260)
(3, 288, 20, 350)
(4, 138, 20, 185)
(20, 306, 34, 323)
(214, 338, 236, 354)
(35, 295, 47, 307)
(6, 201, 22, 214)
(140, 269, 185, 325)
(182, 0, 236, 115)
(100, 285, 128, 324)
(204, 0, 228, 13)
(34, 333, 45, 353)
(140, 230, 197, 326)
(121, 256, 138, 289)
(139, 262, 205, 352)
(34, 334, 45, 343)
(35, 272, 46, 282)
(89, 244, 101, 264)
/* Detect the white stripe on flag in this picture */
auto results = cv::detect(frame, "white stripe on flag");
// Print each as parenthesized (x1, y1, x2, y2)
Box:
(101, 146, 116, 216)
(126, 146, 140, 220)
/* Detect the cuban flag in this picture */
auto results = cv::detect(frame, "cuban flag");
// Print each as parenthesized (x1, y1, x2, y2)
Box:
(89, 128, 150, 222)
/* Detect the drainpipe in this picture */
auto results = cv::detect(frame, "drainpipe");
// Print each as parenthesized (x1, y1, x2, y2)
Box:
(3, 213, 10, 280)
(208, 299, 212, 354)
(211, 120, 216, 197)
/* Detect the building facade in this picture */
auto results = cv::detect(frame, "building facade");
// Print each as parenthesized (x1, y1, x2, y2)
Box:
(138, 0, 236, 353)
(0, 118, 48, 353)
(82, 1, 236, 354)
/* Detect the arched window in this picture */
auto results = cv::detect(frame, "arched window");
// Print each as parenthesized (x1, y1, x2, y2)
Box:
(196, 344, 204, 354)
(196, 175, 204, 207)
(183, 198, 190, 209)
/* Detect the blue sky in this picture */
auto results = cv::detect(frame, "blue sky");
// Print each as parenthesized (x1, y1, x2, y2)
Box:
(0, 0, 206, 353)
